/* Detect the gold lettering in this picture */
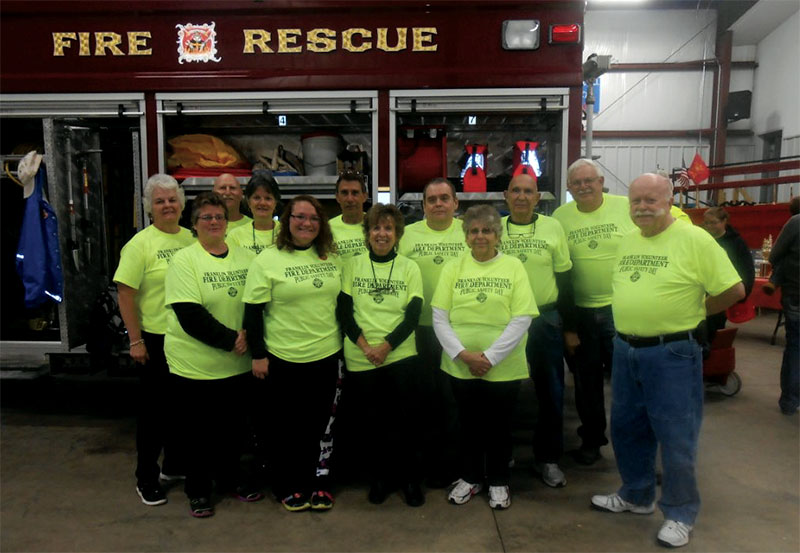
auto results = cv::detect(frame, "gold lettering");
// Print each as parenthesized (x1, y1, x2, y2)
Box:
(306, 28, 336, 53)
(127, 31, 151, 55)
(52, 32, 77, 56)
(376, 28, 407, 52)
(94, 32, 124, 56)
(78, 32, 91, 56)
(243, 29, 273, 53)
(277, 28, 302, 53)
(412, 27, 438, 51)
(342, 28, 372, 52)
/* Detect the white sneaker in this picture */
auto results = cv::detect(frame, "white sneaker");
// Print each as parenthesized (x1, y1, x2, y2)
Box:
(591, 493, 655, 514)
(159, 472, 186, 482)
(657, 519, 693, 548)
(488, 485, 511, 510)
(536, 463, 566, 488)
(447, 479, 482, 505)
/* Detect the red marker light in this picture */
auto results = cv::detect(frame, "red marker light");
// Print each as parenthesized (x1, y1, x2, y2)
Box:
(549, 24, 581, 44)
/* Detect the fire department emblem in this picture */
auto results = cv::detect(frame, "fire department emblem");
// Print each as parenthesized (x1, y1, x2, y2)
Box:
(313, 278, 324, 288)
(476, 292, 488, 303)
(588, 239, 599, 250)
(176, 22, 222, 64)
(227, 287, 238, 297)
(518, 253, 528, 263)
(630, 271, 641, 282)
(433, 255, 444, 265)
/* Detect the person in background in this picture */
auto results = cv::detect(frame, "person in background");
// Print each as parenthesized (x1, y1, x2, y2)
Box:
(243, 195, 342, 512)
(398, 177, 466, 488)
(338, 203, 425, 507)
(500, 173, 576, 489)
(213, 173, 251, 231)
(227, 171, 282, 257)
(114, 173, 194, 507)
(164, 191, 261, 518)
(701, 207, 755, 338)
(768, 196, 799, 415)
(432, 205, 537, 510)
(591, 173, 743, 548)
(329, 170, 369, 260)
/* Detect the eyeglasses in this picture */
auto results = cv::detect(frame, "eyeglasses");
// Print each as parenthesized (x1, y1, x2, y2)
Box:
(290, 214, 321, 224)
(197, 214, 226, 222)
(568, 177, 600, 187)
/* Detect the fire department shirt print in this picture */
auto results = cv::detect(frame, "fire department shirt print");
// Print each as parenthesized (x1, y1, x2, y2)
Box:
(176, 22, 221, 64)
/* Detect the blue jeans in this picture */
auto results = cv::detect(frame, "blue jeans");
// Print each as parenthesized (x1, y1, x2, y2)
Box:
(526, 309, 565, 462)
(572, 305, 615, 448)
(611, 336, 704, 525)
(779, 296, 800, 413)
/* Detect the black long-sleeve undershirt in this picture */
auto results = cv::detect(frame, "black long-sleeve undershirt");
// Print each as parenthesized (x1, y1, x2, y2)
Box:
(171, 302, 238, 352)
(555, 269, 577, 333)
(243, 302, 267, 359)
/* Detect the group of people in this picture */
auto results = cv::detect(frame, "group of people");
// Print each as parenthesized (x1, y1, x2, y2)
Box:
(115, 159, 766, 548)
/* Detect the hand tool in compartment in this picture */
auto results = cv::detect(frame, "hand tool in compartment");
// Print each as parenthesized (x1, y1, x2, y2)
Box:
(65, 135, 80, 271)
(81, 160, 91, 263)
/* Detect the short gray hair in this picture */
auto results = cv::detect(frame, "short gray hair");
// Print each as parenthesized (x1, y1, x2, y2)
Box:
(143, 173, 185, 217)
(566, 158, 604, 182)
(462, 204, 503, 239)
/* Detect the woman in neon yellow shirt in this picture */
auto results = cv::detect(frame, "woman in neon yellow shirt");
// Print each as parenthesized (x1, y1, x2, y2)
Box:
(164, 191, 262, 518)
(113, 173, 194, 507)
(227, 171, 281, 257)
(243, 195, 342, 512)
(431, 205, 537, 510)
(338, 203, 425, 507)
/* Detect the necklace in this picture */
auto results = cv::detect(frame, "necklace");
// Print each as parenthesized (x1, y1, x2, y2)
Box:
(251, 221, 275, 254)
(506, 213, 538, 237)
(369, 256, 396, 304)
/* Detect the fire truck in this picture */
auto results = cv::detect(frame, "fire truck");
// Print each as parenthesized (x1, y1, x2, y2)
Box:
(0, 1, 585, 370)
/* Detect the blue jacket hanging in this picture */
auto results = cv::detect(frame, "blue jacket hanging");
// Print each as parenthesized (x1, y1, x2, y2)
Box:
(15, 165, 64, 308)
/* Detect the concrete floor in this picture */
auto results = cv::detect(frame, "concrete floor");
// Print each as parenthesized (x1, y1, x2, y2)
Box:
(1, 312, 798, 552)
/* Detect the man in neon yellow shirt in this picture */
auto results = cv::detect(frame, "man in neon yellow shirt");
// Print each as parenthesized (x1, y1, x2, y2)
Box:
(552, 159, 628, 465)
(329, 171, 368, 260)
(213, 173, 251, 231)
(398, 177, 466, 487)
(499, 173, 575, 488)
(590, 173, 744, 549)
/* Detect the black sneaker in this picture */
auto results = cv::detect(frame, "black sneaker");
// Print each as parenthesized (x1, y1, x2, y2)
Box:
(310, 490, 334, 511)
(232, 485, 263, 503)
(570, 446, 601, 466)
(281, 492, 311, 512)
(402, 482, 425, 507)
(189, 497, 214, 518)
(136, 483, 167, 506)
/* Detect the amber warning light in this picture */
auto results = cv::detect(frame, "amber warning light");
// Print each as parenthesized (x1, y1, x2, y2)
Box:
(549, 24, 581, 44)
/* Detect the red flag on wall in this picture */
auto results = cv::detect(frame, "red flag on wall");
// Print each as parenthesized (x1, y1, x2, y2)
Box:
(687, 153, 710, 184)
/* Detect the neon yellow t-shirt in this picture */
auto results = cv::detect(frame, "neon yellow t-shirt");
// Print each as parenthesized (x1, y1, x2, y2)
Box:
(398, 219, 467, 326)
(243, 246, 342, 363)
(499, 215, 572, 306)
(112, 225, 195, 334)
(342, 253, 423, 372)
(227, 220, 280, 258)
(163, 242, 252, 380)
(431, 253, 538, 382)
(612, 220, 742, 336)
(329, 214, 367, 260)
(671, 205, 691, 223)
(553, 194, 635, 308)
(227, 215, 253, 232)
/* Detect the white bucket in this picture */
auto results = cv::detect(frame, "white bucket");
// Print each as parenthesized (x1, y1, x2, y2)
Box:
(301, 132, 342, 176)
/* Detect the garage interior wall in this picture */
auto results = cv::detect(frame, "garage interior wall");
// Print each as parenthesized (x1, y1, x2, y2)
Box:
(583, 6, 797, 202)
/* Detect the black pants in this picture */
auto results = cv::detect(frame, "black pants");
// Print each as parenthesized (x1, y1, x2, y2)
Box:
(173, 372, 250, 499)
(415, 326, 460, 481)
(268, 351, 340, 499)
(346, 356, 423, 486)
(135, 331, 183, 486)
(450, 376, 521, 486)
(570, 306, 614, 449)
